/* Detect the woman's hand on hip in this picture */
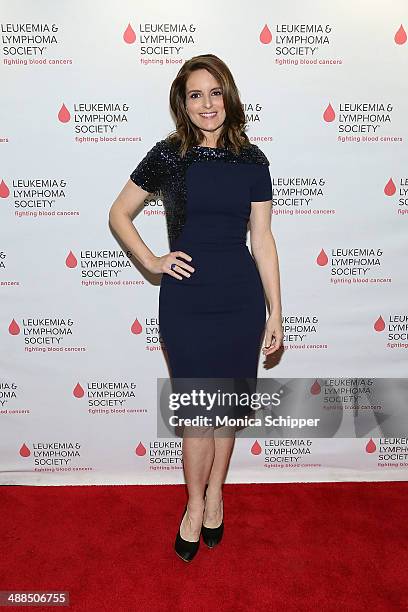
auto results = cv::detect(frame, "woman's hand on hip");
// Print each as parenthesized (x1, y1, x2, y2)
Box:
(145, 251, 195, 280)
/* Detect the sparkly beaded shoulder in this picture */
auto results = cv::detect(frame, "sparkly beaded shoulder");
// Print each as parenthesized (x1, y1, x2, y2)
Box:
(245, 143, 270, 165)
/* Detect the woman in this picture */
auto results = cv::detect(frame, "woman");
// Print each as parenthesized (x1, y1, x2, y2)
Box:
(109, 54, 283, 562)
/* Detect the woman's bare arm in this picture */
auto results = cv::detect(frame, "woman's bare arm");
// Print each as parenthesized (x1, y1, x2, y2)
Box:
(109, 179, 159, 270)
(249, 200, 283, 354)
(108, 179, 195, 279)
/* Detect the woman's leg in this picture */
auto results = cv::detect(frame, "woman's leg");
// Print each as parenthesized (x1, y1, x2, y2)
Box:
(204, 426, 236, 527)
(179, 426, 214, 541)
(179, 425, 236, 538)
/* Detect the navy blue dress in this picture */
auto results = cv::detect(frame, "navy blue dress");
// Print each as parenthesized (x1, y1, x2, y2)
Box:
(130, 138, 272, 380)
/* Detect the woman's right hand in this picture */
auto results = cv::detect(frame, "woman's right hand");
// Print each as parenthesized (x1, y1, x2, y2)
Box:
(146, 251, 195, 280)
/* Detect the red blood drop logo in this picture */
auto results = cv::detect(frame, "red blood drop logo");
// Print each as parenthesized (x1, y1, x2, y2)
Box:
(251, 440, 262, 455)
(73, 383, 85, 398)
(394, 24, 407, 45)
(365, 438, 376, 453)
(310, 380, 321, 395)
(58, 103, 71, 123)
(374, 316, 385, 332)
(0, 179, 10, 198)
(123, 23, 136, 44)
(66, 251, 78, 268)
(259, 24, 272, 44)
(323, 102, 335, 122)
(135, 441, 146, 456)
(20, 443, 31, 457)
(316, 248, 328, 266)
(384, 178, 396, 196)
(131, 318, 143, 334)
(9, 319, 20, 335)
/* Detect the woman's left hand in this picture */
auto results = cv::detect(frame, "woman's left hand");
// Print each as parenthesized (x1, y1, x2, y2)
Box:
(262, 311, 283, 355)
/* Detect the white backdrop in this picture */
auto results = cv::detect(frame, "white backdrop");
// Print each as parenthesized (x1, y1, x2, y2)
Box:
(1, 0, 407, 485)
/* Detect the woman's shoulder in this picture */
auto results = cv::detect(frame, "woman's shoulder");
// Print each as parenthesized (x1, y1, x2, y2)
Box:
(134, 138, 180, 174)
(239, 142, 270, 166)
(144, 138, 173, 156)
(146, 137, 183, 162)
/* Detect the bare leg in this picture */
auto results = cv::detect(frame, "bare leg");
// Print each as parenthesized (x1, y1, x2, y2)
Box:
(179, 426, 214, 541)
(204, 426, 236, 527)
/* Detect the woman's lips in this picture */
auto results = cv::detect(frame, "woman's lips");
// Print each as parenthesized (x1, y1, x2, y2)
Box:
(199, 112, 217, 119)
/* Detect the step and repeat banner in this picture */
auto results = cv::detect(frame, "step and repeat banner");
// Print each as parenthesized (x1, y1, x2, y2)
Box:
(1, 0, 408, 485)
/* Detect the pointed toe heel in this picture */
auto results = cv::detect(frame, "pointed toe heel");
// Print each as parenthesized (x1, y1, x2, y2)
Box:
(174, 505, 200, 562)
(201, 520, 224, 548)
(202, 489, 224, 548)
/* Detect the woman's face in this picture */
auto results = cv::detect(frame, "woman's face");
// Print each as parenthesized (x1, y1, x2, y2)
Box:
(184, 69, 226, 142)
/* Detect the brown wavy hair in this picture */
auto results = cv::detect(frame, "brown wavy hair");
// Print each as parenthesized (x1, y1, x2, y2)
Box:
(166, 54, 250, 157)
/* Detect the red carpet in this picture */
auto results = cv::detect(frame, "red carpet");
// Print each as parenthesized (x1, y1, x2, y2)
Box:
(2, 481, 407, 611)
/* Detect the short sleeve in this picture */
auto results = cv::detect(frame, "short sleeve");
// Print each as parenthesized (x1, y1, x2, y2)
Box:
(250, 163, 272, 202)
(130, 140, 163, 194)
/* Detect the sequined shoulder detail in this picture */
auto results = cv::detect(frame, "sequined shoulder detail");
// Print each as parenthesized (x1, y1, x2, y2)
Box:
(130, 140, 169, 194)
(245, 143, 270, 166)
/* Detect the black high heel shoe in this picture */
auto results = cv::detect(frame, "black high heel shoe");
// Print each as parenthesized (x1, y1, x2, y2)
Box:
(201, 485, 224, 548)
(174, 504, 201, 562)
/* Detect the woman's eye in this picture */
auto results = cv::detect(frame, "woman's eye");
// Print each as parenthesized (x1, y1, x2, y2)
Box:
(190, 91, 222, 99)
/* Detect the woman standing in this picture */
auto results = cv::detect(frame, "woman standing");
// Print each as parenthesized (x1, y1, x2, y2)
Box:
(109, 54, 283, 562)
